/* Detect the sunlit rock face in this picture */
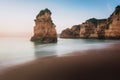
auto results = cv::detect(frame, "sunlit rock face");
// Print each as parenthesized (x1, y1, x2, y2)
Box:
(60, 25, 80, 38)
(31, 8, 57, 43)
(60, 5, 120, 39)
(104, 5, 120, 39)
(80, 18, 98, 38)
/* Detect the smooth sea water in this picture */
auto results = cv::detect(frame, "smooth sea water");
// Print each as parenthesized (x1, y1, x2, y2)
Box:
(0, 37, 119, 69)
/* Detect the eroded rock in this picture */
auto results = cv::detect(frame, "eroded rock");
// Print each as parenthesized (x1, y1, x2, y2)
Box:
(31, 8, 57, 43)
(60, 5, 120, 39)
(60, 25, 80, 38)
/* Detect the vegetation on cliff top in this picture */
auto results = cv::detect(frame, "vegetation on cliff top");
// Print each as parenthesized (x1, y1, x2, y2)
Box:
(116, 5, 120, 10)
(86, 18, 107, 27)
(86, 18, 98, 25)
(115, 5, 120, 14)
(36, 8, 52, 18)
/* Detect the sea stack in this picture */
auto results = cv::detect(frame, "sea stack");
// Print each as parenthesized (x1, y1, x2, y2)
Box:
(31, 8, 57, 43)
(60, 5, 120, 39)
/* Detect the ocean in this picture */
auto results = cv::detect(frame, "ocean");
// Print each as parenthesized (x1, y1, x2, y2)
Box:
(0, 37, 119, 69)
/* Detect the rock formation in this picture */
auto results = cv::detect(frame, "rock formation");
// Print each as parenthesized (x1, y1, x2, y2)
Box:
(80, 18, 107, 39)
(104, 5, 120, 39)
(60, 5, 120, 39)
(80, 18, 98, 38)
(31, 8, 57, 43)
(60, 25, 80, 38)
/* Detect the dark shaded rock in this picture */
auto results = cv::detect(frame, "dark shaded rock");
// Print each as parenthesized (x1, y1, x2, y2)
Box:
(60, 25, 80, 38)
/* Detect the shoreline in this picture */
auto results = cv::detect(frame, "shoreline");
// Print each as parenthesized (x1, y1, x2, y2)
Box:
(0, 43, 120, 80)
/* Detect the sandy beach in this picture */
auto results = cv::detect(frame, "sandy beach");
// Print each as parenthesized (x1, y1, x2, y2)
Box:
(0, 43, 120, 80)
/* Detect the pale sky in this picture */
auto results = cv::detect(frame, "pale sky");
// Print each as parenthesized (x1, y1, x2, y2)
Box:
(0, 0, 119, 37)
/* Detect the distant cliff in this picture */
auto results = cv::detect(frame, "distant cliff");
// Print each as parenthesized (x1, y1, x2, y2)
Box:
(31, 8, 57, 43)
(60, 5, 120, 39)
(60, 25, 80, 38)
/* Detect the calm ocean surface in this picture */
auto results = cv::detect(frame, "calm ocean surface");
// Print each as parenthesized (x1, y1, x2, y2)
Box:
(0, 37, 119, 68)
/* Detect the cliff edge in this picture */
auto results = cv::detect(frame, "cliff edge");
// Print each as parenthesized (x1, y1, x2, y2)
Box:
(60, 5, 120, 39)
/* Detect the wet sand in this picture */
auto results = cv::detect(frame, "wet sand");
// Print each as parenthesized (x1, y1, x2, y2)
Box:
(0, 44, 120, 80)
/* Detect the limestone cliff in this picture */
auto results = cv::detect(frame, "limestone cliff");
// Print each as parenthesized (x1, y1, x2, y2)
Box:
(60, 5, 120, 39)
(60, 25, 80, 38)
(80, 18, 107, 38)
(31, 8, 57, 43)
(105, 5, 120, 39)
(80, 18, 98, 38)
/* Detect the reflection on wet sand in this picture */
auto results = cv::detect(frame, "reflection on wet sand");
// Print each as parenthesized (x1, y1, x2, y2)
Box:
(0, 43, 120, 80)
(33, 42, 57, 58)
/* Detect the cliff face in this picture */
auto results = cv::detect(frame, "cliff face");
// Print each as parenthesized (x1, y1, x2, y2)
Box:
(31, 8, 57, 43)
(60, 25, 80, 38)
(60, 5, 120, 39)
(80, 18, 107, 38)
(80, 18, 98, 38)
(105, 6, 120, 39)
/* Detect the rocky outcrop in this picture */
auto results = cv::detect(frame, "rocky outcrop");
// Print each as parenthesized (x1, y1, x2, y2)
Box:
(104, 6, 120, 39)
(80, 18, 98, 38)
(31, 8, 57, 43)
(60, 5, 120, 39)
(60, 25, 80, 38)
(80, 18, 107, 38)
